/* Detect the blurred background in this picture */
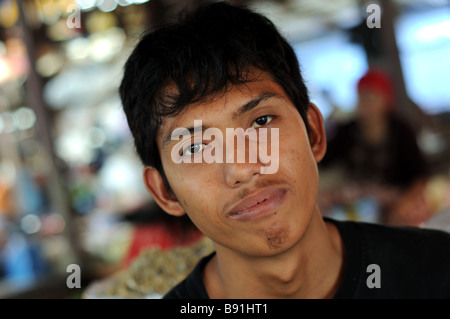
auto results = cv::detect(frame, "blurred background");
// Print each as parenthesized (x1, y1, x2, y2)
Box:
(0, 0, 449, 298)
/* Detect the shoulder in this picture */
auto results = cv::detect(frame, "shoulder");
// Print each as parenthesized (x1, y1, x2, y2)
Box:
(355, 219, 450, 242)
(163, 252, 214, 299)
(331, 218, 450, 298)
(347, 219, 450, 262)
(163, 282, 189, 299)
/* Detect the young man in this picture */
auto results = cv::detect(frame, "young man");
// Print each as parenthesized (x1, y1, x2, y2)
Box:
(119, 1, 450, 298)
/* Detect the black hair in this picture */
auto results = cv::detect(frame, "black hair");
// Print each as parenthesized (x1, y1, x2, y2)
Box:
(120, 1, 311, 191)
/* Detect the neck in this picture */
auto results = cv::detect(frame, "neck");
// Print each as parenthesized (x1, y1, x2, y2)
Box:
(204, 209, 344, 299)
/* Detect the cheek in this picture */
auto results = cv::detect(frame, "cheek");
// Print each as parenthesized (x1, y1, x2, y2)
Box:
(167, 166, 214, 203)
(280, 128, 317, 174)
(279, 132, 319, 203)
(164, 163, 223, 226)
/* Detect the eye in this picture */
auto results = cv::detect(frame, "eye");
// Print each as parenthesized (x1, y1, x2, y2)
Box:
(182, 143, 206, 156)
(251, 115, 273, 128)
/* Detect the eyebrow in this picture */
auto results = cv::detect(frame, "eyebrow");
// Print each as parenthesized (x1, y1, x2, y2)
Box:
(161, 92, 282, 148)
(231, 92, 281, 120)
(162, 124, 211, 148)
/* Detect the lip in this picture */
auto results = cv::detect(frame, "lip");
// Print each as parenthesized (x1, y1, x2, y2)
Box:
(227, 186, 287, 221)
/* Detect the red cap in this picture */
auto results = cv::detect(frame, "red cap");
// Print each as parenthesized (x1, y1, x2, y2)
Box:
(357, 69, 396, 111)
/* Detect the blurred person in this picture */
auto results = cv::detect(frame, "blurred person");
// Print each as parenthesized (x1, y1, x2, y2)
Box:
(119, 1, 450, 299)
(319, 69, 430, 226)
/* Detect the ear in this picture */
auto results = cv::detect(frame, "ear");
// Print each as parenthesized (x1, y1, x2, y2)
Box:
(142, 166, 185, 217)
(306, 103, 327, 163)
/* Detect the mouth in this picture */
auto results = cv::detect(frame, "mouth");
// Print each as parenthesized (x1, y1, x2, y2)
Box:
(227, 186, 287, 221)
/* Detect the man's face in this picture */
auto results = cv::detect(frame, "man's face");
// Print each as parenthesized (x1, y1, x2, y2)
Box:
(357, 88, 389, 123)
(148, 72, 325, 257)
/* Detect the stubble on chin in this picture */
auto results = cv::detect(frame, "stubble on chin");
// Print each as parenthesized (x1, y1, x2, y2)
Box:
(264, 218, 288, 250)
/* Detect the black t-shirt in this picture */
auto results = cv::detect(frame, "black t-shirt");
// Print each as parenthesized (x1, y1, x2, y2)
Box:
(163, 218, 450, 299)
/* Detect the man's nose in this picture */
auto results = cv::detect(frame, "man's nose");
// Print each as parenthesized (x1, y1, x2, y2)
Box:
(224, 161, 261, 187)
(223, 131, 262, 187)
